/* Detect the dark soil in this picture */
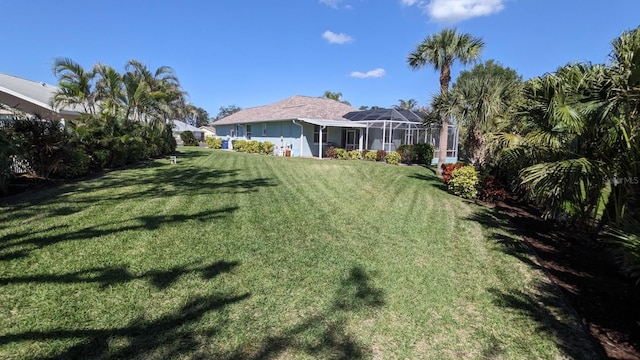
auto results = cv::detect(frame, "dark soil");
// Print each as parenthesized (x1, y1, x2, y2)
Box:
(495, 197, 640, 360)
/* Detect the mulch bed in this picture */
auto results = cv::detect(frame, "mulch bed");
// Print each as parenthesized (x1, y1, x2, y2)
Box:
(495, 197, 640, 360)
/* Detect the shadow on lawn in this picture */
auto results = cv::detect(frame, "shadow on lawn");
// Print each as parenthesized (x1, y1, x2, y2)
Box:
(0, 158, 278, 226)
(466, 204, 604, 359)
(0, 259, 239, 290)
(0, 206, 238, 262)
(407, 171, 447, 192)
(223, 266, 385, 360)
(0, 265, 384, 359)
(0, 259, 249, 359)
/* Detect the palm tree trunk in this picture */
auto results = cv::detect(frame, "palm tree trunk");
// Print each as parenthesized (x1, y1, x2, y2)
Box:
(436, 67, 452, 176)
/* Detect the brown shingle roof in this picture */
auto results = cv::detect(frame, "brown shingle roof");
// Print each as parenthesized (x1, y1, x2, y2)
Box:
(212, 95, 357, 125)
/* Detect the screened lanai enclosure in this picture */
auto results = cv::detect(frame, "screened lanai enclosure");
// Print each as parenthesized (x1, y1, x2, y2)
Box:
(343, 108, 459, 164)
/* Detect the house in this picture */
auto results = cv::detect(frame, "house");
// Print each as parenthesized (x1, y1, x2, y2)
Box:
(213, 95, 366, 158)
(170, 120, 205, 143)
(213, 95, 458, 163)
(0, 72, 83, 122)
(200, 125, 216, 138)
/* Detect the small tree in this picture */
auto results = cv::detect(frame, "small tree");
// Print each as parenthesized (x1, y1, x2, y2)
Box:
(180, 130, 199, 146)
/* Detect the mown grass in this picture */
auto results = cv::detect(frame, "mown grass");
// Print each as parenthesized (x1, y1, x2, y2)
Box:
(0, 147, 598, 359)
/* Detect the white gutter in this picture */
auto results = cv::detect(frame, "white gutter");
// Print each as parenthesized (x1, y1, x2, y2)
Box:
(292, 119, 304, 157)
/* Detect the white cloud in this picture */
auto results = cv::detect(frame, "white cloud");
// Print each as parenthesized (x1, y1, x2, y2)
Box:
(400, 0, 419, 6)
(319, 0, 341, 9)
(350, 68, 386, 79)
(401, 0, 505, 23)
(322, 30, 353, 44)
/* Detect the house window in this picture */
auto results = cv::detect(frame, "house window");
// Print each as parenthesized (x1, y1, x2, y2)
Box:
(313, 125, 328, 144)
(262, 123, 267, 136)
(246, 125, 252, 139)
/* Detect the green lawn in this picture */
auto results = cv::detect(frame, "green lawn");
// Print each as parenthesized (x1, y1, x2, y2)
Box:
(0, 148, 598, 359)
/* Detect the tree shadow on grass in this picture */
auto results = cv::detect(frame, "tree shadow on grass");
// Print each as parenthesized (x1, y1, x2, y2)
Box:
(0, 259, 239, 290)
(487, 285, 601, 360)
(224, 266, 385, 360)
(407, 172, 448, 192)
(466, 203, 606, 359)
(0, 261, 249, 359)
(0, 206, 238, 263)
(0, 158, 278, 225)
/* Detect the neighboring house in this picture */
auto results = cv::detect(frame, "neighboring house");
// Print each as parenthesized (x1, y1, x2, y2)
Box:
(200, 125, 216, 138)
(213, 95, 458, 162)
(170, 120, 205, 143)
(0, 72, 83, 122)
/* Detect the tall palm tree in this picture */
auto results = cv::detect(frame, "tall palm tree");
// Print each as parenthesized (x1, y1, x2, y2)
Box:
(94, 63, 125, 117)
(408, 28, 484, 175)
(51, 58, 97, 115)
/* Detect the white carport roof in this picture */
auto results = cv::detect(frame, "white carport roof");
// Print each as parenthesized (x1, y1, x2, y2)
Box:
(298, 118, 366, 128)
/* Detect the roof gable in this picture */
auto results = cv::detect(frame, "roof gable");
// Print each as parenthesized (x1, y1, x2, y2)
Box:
(213, 95, 357, 125)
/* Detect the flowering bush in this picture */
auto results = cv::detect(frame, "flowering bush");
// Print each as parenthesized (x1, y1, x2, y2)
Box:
(364, 151, 377, 161)
(205, 137, 222, 149)
(347, 150, 362, 160)
(441, 163, 465, 185)
(448, 165, 479, 199)
(336, 148, 349, 160)
(385, 151, 402, 165)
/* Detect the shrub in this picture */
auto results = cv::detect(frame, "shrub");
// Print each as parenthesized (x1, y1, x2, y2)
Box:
(260, 141, 275, 155)
(233, 139, 247, 151)
(56, 147, 90, 179)
(325, 146, 338, 159)
(442, 163, 465, 185)
(364, 151, 377, 161)
(397, 145, 415, 164)
(336, 148, 348, 160)
(0, 130, 14, 194)
(448, 165, 479, 199)
(245, 140, 261, 153)
(414, 143, 435, 165)
(206, 137, 222, 149)
(376, 150, 387, 162)
(92, 149, 110, 170)
(479, 175, 508, 203)
(180, 131, 199, 146)
(385, 151, 401, 165)
(347, 150, 362, 160)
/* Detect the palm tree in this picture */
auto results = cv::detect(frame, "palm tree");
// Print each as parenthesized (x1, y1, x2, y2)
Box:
(322, 90, 351, 106)
(395, 99, 418, 111)
(51, 58, 97, 115)
(408, 28, 484, 175)
(447, 61, 522, 165)
(94, 64, 125, 117)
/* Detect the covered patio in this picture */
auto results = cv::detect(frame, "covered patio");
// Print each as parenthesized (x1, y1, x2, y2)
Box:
(343, 108, 458, 163)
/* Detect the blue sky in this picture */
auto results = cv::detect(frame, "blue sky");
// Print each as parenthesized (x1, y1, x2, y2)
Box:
(2, 0, 639, 117)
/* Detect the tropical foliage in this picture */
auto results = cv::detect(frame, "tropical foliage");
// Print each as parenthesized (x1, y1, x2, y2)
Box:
(408, 28, 484, 175)
(1, 58, 193, 189)
(478, 27, 640, 280)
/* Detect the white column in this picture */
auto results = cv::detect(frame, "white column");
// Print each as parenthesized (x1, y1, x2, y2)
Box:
(382, 121, 386, 152)
(358, 129, 363, 152)
(318, 126, 325, 159)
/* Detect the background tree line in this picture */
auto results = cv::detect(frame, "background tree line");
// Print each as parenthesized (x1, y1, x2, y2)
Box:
(0, 58, 209, 193)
